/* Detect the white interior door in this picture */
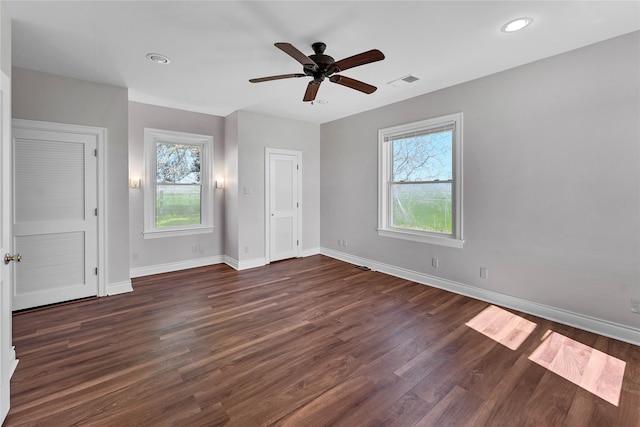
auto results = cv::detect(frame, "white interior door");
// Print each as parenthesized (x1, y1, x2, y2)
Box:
(12, 121, 98, 310)
(0, 71, 17, 424)
(266, 149, 301, 263)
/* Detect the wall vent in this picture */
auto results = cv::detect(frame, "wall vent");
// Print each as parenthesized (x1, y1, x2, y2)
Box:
(388, 74, 421, 87)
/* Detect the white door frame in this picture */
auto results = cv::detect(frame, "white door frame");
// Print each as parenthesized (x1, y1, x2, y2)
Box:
(264, 147, 302, 263)
(0, 69, 17, 425)
(12, 119, 107, 298)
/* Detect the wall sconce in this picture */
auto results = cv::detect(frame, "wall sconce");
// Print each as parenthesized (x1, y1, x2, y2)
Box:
(129, 177, 141, 188)
(215, 179, 224, 189)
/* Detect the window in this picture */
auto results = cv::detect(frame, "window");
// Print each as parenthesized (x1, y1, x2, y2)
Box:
(378, 113, 463, 247)
(143, 128, 214, 239)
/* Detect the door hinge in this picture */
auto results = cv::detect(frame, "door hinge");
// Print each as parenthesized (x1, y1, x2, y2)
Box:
(297, 240, 299, 246)
(297, 164, 299, 170)
(94, 149, 98, 157)
(94, 208, 98, 216)
(297, 202, 299, 208)
(95, 267, 98, 275)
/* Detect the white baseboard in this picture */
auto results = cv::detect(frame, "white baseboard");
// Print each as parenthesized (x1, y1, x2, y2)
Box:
(320, 247, 640, 346)
(301, 247, 320, 257)
(226, 251, 318, 270)
(129, 253, 280, 276)
(130, 256, 225, 278)
(226, 257, 266, 271)
(223, 256, 239, 270)
(233, 249, 319, 269)
(9, 346, 18, 378)
(107, 280, 134, 295)
(239, 258, 266, 270)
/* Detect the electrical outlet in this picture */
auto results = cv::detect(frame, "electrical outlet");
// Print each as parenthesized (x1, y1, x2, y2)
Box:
(338, 239, 342, 247)
(343, 239, 348, 247)
(432, 258, 438, 268)
(631, 298, 640, 313)
(480, 267, 488, 279)
(192, 245, 198, 253)
(132, 252, 138, 261)
(244, 246, 250, 254)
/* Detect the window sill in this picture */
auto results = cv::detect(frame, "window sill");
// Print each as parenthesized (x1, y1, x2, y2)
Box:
(143, 226, 213, 240)
(377, 228, 464, 248)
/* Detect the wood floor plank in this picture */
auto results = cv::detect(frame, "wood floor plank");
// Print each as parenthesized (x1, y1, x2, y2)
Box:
(466, 354, 547, 426)
(414, 385, 484, 427)
(5, 255, 640, 426)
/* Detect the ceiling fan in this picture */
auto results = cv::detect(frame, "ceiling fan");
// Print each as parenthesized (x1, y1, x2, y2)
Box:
(250, 42, 385, 102)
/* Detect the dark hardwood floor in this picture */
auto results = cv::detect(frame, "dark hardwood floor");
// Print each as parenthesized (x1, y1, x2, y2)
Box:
(5, 255, 640, 426)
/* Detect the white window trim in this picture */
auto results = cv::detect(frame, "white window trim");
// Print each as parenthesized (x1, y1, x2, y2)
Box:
(378, 112, 464, 248)
(143, 128, 214, 239)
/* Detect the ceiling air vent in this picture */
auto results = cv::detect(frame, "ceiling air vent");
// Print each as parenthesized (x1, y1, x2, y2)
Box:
(388, 74, 420, 87)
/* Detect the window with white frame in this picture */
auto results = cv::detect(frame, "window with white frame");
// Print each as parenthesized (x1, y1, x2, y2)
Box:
(143, 128, 214, 239)
(378, 113, 463, 248)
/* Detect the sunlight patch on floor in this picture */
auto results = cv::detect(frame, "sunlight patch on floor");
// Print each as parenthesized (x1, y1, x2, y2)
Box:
(528, 330, 626, 406)
(465, 305, 537, 350)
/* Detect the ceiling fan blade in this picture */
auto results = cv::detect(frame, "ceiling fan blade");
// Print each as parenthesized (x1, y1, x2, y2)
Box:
(330, 49, 385, 73)
(249, 73, 306, 83)
(275, 42, 318, 69)
(329, 75, 377, 94)
(303, 81, 321, 102)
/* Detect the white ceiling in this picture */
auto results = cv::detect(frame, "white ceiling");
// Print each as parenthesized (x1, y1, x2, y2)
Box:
(5, 1, 640, 124)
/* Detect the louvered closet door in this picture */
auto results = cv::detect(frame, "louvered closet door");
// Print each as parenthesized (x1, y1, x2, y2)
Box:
(12, 126, 98, 310)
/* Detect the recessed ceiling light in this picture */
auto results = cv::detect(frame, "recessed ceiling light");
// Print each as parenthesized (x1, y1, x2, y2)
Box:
(146, 53, 171, 64)
(501, 17, 533, 33)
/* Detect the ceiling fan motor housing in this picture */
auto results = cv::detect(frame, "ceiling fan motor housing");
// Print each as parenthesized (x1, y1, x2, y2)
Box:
(305, 43, 336, 83)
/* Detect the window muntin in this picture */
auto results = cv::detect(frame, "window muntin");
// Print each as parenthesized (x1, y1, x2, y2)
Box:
(378, 113, 463, 247)
(143, 129, 213, 239)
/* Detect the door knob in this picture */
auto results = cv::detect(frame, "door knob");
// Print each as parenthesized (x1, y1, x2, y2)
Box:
(4, 253, 21, 265)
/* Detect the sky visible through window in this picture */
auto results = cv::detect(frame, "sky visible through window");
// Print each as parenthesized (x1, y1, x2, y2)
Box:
(156, 142, 201, 184)
(392, 131, 452, 182)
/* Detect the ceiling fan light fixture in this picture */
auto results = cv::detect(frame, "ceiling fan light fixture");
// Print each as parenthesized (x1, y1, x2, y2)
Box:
(501, 17, 533, 33)
(146, 53, 171, 64)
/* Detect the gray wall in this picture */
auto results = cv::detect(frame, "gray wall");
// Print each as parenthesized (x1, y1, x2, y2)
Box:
(0, 2, 10, 77)
(320, 32, 640, 329)
(226, 111, 320, 263)
(12, 67, 130, 286)
(128, 101, 225, 269)
(224, 111, 239, 261)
